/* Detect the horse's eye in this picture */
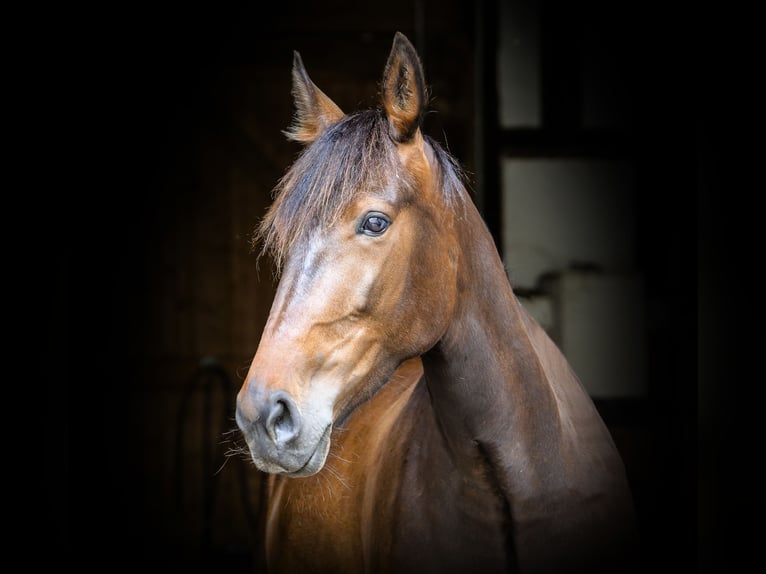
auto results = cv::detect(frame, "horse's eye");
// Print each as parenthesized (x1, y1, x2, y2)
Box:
(358, 213, 391, 236)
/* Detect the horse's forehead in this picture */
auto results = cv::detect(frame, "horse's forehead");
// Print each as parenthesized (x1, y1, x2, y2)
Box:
(355, 178, 407, 208)
(287, 185, 409, 269)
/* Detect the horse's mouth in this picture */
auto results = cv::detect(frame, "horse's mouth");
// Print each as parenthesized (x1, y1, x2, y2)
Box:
(278, 423, 332, 478)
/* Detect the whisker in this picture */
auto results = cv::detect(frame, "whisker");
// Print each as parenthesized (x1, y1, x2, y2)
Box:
(323, 462, 352, 491)
(329, 452, 352, 464)
(213, 457, 230, 476)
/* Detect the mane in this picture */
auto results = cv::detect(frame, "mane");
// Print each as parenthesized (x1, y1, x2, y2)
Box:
(254, 108, 468, 270)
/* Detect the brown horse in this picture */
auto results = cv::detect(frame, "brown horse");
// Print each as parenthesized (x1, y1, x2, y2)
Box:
(235, 32, 638, 574)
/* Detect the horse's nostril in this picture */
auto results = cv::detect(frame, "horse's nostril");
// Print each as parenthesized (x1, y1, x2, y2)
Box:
(264, 392, 301, 446)
(269, 400, 288, 433)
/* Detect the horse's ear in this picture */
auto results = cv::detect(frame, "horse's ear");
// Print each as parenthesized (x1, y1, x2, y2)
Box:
(381, 32, 427, 143)
(285, 51, 345, 144)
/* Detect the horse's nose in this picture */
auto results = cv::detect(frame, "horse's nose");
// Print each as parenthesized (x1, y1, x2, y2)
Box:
(262, 390, 302, 446)
(237, 384, 303, 448)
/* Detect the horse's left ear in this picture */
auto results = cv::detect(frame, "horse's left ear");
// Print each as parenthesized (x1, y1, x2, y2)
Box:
(381, 32, 427, 143)
(285, 51, 345, 144)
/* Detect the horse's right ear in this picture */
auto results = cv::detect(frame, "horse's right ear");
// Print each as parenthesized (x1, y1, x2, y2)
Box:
(284, 51, 345, 144)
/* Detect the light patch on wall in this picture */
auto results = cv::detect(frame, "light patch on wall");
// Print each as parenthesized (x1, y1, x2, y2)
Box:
(501, 158, 635, 290)
(552, 270, 646, 398)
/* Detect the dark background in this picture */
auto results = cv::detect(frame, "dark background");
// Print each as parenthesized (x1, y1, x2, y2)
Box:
(42, 1, 750, 572)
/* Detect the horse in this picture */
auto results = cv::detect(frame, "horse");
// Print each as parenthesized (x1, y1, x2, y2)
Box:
(235, 32, 638, 574)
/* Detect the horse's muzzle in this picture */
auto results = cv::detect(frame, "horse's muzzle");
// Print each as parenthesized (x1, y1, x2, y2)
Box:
(236, 382, 332, 477)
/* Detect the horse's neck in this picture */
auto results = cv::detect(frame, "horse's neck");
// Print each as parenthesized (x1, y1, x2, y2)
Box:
(421, 203, 637, 571)
(420, 201, 633, 522)
(422, 205, 564, 474)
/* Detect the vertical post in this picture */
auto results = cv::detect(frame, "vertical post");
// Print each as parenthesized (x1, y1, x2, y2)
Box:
(475, 0, 502, 257)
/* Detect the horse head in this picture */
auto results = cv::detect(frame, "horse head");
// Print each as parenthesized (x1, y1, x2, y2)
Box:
(236, 33, 465, 476)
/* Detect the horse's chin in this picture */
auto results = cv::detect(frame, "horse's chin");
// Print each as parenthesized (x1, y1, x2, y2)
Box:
(283, 424, 332, 477)
(251, 423, 332, 478)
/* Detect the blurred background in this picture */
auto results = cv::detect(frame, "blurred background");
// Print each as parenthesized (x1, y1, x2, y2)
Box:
(47, 0, 720, 571)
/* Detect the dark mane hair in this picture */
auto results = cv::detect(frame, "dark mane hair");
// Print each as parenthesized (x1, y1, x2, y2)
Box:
(254, 108, 468, 269)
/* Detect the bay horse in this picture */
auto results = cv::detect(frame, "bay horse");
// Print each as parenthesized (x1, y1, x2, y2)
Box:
(236, 32, 638, 574)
